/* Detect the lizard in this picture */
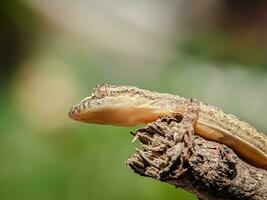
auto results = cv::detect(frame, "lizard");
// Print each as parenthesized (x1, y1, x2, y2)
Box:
(68, 84, 267, 170)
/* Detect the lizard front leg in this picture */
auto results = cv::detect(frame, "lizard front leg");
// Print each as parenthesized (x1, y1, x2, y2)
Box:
(133, 99, 200, 178)
(154, 99, 199, 173)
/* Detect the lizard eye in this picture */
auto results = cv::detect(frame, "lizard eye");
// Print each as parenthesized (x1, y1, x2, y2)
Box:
(92, 84, 108, 98)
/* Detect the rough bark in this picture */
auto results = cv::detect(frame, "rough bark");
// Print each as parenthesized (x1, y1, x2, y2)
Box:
(126, 116, 267, 200)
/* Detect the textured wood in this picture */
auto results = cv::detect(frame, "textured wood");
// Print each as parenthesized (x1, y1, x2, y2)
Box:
(127, 116, 267, 200)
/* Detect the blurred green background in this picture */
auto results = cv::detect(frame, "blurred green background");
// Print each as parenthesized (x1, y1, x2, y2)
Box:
(1, 1, 267, 200)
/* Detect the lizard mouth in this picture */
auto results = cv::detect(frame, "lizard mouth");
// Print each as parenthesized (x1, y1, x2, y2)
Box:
(68, 96, 94, 118)
(68, 84, 172, 126)
(68, 84, 119, 119)
(69, 101, 161, 127)
(68, 94, 164, 127)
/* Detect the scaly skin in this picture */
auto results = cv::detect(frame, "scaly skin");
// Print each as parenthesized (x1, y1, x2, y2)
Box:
(69, 84, 267, 169)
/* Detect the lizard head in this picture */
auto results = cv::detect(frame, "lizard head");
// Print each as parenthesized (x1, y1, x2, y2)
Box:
(68, 84, 168, 126)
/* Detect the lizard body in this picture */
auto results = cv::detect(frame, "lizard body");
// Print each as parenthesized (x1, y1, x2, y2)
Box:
(69, 84, 267, 169)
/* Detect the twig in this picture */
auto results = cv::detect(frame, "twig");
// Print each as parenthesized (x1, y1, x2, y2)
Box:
(127, 117, 267, 200)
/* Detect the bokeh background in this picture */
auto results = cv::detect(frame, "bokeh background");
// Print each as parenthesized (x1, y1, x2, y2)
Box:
(1, 1, 267, 200)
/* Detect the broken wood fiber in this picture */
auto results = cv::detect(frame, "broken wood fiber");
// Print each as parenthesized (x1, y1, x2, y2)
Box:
(127, 116, 267, 200)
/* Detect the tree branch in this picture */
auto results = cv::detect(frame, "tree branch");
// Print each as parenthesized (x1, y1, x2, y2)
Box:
(127, 116, 267, 200)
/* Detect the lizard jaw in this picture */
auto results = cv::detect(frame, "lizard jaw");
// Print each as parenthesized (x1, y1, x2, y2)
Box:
(69, 84, 173, 126)
(69, 101, 162, 127)
(72, 107, 162, 127)
(68, 94, 169, 127)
